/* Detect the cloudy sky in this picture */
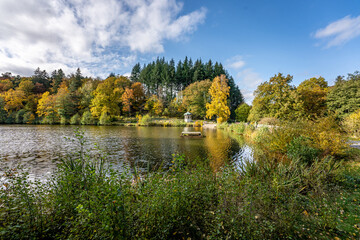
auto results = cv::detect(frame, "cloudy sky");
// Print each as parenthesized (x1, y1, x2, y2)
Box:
(0, 0, 360, 103)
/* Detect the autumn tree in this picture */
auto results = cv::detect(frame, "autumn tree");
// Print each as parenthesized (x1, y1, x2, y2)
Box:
(343, 109, 360, 138)
(90, 76, 131, 119)
(0, 79, 13, 93)
(297, 77, 328, 119)
(37, 91, 58, 124)
(169, 97, 186, 117)
(18, 79, 34, 97)
(182, 79, 212, 118)
(121, 87, 134, 115)
(206, 75, 230, 123)
(131, 82, 146, 113)
(144, 95, 163, 116)
(248, 73, 301, 121)
(2, 89, 26, 112)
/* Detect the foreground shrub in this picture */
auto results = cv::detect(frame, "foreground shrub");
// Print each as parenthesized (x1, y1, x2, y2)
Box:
(1, 131, 359, 239)
(287, 136, 320, 164)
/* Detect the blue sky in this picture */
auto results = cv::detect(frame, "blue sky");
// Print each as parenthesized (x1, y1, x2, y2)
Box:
(0, 0, 359, 102)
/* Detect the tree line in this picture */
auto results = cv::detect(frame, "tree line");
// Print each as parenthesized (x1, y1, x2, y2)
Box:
(0, 57, 243, 125)
(243, 71, 360, 123)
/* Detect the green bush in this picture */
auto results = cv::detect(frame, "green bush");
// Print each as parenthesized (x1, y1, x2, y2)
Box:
(70, 113, 81, 125)
(99, 111, 111, 125)
(235, 103, 251, 122)
(81, 111, 95, 125)
(217, 122, 229, 129)
(228, 122, 246, 134)
(15, 109, 27, 124)
(286, 136, 321, 164)
(138, 114, 152, 126)
(22, 111, 35, 124)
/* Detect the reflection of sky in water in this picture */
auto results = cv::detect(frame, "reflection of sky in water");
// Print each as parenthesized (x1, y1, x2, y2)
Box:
(0, 125, 252, 178)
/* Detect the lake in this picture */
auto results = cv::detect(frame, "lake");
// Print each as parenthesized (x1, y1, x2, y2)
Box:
(0, 125, 252, 178)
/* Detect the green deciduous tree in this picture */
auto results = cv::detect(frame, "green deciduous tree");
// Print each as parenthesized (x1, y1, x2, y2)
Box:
(235, 103, 251, 122)
(81, 111, 95, 125)
(248, 73, 301, 121)
(327, 71, 360, 118)
(182, 79, 212, 119)
(0, 96, 7, 123)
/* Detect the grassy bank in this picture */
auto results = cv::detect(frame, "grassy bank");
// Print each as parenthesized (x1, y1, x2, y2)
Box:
(1, 125, 360, 239)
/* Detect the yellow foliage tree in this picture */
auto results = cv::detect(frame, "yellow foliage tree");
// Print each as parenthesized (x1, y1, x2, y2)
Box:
(206, 75, 230, 123)
(297, 77, 328, 119)
(90, 76, 131, 118)
(37, 91, 58, 123)
(144, 95, 163, 116)
(343, 109, 360, 138)
(2, 89, 26, 112)
(18, 79, 34, 97)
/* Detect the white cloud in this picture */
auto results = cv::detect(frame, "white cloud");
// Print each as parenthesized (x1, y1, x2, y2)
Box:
(240, 89, 255, 105)
(0, 0, 206, 77)
(226, 55, 245, 69)
(236, 68, 264, 104)
(314, 15, 360, 47)
(236, 68, 263, 89)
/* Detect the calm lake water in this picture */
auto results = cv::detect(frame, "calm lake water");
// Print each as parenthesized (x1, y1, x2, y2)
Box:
(0, 125, 252, 178)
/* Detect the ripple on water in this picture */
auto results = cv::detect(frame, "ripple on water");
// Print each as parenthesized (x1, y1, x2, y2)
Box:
(0, 125, 252, 178)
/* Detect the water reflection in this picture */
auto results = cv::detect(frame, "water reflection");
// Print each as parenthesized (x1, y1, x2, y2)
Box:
(0, 125, 252, 178)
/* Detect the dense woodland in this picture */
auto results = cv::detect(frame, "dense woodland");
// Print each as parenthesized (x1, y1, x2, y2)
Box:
(0, 57, 243, 125)
(0, 57, 359, 126)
